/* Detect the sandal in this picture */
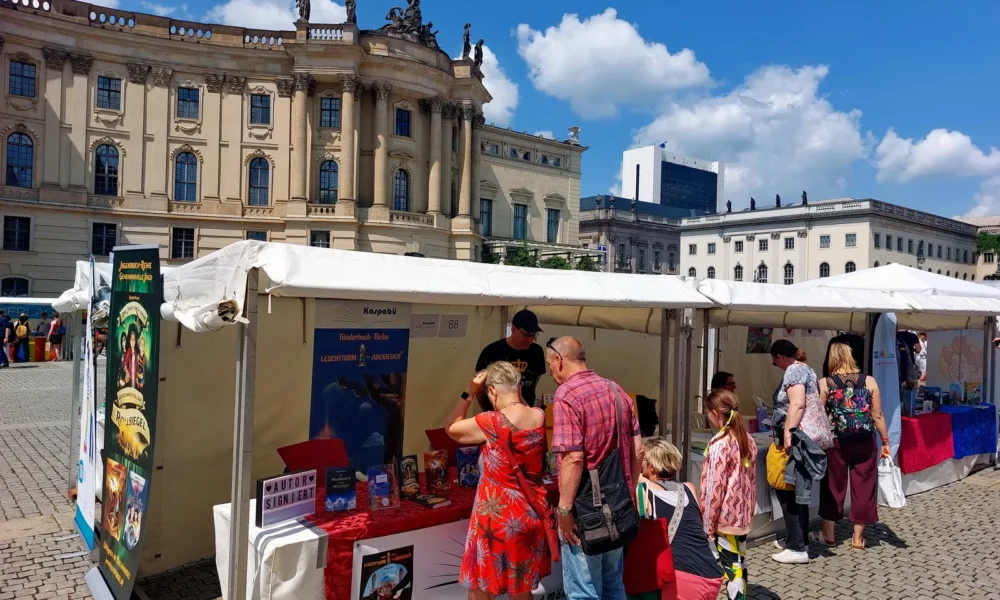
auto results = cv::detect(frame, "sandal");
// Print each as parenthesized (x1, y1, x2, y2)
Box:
(809, 531, 836, 547)
(851, 538, 866, 550)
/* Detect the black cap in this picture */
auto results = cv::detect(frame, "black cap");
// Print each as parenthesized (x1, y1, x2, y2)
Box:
(511, 309, 542, 334)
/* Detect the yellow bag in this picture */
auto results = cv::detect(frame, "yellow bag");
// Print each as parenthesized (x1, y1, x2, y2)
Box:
(766, 444, 795, 491)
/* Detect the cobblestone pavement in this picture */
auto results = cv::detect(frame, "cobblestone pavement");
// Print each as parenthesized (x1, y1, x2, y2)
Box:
(2, 361, 999, 599)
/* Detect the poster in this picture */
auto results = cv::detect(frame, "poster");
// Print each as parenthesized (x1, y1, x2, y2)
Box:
(871, 313, 902, 457)
(74, 258, 99, 551)
(927, 330, 985, 394)
(745, 326, 773, 353)
(98, 246, 161, 600)
(310, 301, 410, 473)
(358, 546, 414, 600)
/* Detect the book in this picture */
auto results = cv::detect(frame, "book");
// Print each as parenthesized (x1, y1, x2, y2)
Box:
(325, 466, 356, 512)
(366, 465, 399, 511)
(965, 381, 982, 404)
(423, 450, 450, 494)
(947, 383, 964, 405)
(924, 387, 942, 411)
(410, 494, 452, 509)
(397, 455, 419, 499)
(545, 452, 558, 475)
(457, 447, 480, 487)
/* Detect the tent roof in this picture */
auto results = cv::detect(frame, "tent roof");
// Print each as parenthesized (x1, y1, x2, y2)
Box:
(794, 263, 1000, 299)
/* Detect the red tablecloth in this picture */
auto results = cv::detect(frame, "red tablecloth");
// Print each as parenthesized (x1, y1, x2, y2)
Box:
(897, 412, 955, 475)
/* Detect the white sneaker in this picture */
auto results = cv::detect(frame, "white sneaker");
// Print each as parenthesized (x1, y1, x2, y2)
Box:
(772, 540, 784, 550)
(771, 549, 809, 564)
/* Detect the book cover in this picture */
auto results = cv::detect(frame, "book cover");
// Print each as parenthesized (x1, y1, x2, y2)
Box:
(366, 465, 399, 511)
(396, 455, 419, 499)
(325, 466, 356, 512)
(965, 381, 982, 404)
(924, 387, 942, 411)
(457, 447, 480, 487)
(423, 450, 449, 494)
(947, 383, 964, 405)
(545, 452, 558, 474)
(411, 494, 452, 509)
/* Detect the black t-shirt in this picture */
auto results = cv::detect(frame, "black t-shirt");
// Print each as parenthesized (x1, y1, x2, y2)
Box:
(475, 339, 547, 407)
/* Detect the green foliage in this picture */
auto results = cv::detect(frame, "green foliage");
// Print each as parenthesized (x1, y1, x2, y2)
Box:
(575, 255, 601, 272)
(481, 246, 501, 264)
(540, 256, 572, 270)
(977, 232, 1000, 255)
(503, 244, 539, 268)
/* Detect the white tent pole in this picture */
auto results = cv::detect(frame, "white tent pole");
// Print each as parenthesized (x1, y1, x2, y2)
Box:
(68, 315, 82, 492)
(983, 317, 992, 406)
(228, 268, 259, 600)
(990, 317, 997, 406)
(657, 309, 670, 437)
(699, 309, 710, 415)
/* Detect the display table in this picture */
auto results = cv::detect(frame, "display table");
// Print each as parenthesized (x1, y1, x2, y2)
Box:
(939, 404, 998, 458)
(897, 412, 955, 475)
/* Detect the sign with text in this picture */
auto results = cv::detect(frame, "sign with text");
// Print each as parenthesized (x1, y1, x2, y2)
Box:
(255, 470, 317, 528)
(437, 314, 468, 338)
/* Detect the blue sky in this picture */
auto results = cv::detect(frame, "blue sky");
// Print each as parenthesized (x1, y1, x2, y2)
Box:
(97, 0, 1000, 217)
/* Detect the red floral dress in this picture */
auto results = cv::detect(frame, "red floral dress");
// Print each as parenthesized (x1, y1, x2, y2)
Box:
(459, 410, 552, 595)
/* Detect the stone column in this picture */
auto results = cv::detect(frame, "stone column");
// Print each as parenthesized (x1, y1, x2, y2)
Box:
(41, 48, 67, 188)
(372, 81, 392, 210)
(440, 103, 454, 216)
(289, 73, 311, 203)
(146, 66, 172, 198)
(222, 75, 245, 202)
(68, 54, 92, 190)
(124, 63, 151, 196)
(471, 112, 483, 222)
(458, 104, 474, 217)
(338, 74, 359, 206)
(426, 98, 443, 215)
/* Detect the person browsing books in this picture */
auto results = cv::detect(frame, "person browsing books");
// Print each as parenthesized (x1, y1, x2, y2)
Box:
(475, 310, 547, 407)
(444, 361, 555, 600)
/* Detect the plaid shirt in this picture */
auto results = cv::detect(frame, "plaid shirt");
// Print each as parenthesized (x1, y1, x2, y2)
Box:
(551, 370, 640, 491)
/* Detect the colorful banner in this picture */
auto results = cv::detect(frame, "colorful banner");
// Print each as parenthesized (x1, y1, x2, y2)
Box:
(309, 301, 410, 474)
(99, 247, 161, 600)
(871, 313, 902, 457)
(74, 258, 101, 550)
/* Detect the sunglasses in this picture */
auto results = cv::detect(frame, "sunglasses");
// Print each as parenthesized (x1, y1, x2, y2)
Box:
(546, 337, 562, 358)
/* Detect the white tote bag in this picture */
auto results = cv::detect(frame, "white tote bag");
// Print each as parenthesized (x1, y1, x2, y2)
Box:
(877, 457, 906, 509)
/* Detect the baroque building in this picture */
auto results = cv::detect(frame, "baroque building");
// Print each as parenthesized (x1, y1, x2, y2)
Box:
(0, 0, 585, 296)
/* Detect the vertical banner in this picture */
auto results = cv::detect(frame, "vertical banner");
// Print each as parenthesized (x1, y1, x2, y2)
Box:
(99, 247, 161, 600)
(871, 313, 902, 456)
(310, 301, 410, 473)
(74, 258, 99, 550)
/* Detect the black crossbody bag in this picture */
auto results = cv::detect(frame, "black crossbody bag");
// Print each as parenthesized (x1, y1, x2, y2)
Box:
(573, 382, 640, 555)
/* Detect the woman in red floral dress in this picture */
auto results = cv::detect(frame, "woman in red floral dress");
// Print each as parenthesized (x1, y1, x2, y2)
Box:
(445, 361, 553, 600)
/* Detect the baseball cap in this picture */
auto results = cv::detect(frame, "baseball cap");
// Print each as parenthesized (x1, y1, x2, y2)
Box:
(511, 309, 542, 334)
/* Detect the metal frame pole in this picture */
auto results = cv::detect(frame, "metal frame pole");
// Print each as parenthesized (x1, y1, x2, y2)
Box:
(227, 269, 259, 600)
(679, 312, 694, 481)
(982, 317, 993, 406)
(990, 316, 998, 406)
(671, 310, 684, 449)
(657, 309, 671, 437)
(68, 315, 82, 492)
(699, 309, 710, 415)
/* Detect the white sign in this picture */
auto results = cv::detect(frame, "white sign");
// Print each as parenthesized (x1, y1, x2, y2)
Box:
(410, 314, 440, 338)
(315, 300, 411, 329)
(74, 290, 97, 550)
(256, 470, 317, 528)
(437, 315, 468, 338)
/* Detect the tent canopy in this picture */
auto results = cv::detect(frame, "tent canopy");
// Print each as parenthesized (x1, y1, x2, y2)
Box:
(795, 263, 1000, 299)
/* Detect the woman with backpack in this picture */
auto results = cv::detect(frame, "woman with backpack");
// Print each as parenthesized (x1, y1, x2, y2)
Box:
(47, 313, 65, 361)
(13, 314, 30, 363)
(817, 342, 891, 550)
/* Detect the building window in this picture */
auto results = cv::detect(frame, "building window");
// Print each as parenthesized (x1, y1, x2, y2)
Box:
(320, 97, 341, 128)
(758, 238, 768, 252)
(874, 233, 881, 249)
(819, 262, 830, 278)
(783, 263, 794, 285)
(174, 152, 198, 201)
(177, 87, 200, 119)
(2, 216, 30, 251)
(96, 76, 122, 110)
(707, 243, 716, 255)
(617, 243, 627, 269)
(480, 199, 493, 237)
(310, 231, 330, 248)
(688, 267, 696, 278)
(734, 264, 743, 282)
(319, 161, 338, 204)
(243, 231, 266, 242)
(937, 245, 942, 259)
(637, 247, 646, 272)
(5, 132, 33, 188)
(393, 169, 410, 211)
(688, 244, 697, 256)
(963, 273, 968, 280)
(819, 235, 831, 249)
(484, 143, 499, 155)
(734, 240, 744, 253)
(9, 61, 36, 98)
(756, 263, 768, 283)
(250, 94, 271, 125)
(946, 270, 951, 277)
(928, 243, 934, 257)
(394, 108, 411, 137)
(784, 237, 795, 250)
(947, 247, 951, 260)
(885, 235, 892, 251)
(907, 239, 913, 254)
(513, 204, 528, 241)
(92, 223, 117, 256)
(846, 233, 857, 248)
(707, 266, 716, 279)
(171, 227, 195, 259)
(874, 261, 880, 268)
(0, 277, 29, 297)
(986, 253, 996, 264)
(964, 250, 969, 263)
(897, 237, 903, 252)
(552, 157, 562, 167)
(248, 157, 270, 206)
(845, 261, 856, 273)
(653, 250, 662, 271)
(546, 208, 559, 244)
(668, 252, 675, 272)
(94, 144, 119, 196)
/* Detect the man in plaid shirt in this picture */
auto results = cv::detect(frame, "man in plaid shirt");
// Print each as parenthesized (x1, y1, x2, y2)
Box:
(547, 336, 642, 600)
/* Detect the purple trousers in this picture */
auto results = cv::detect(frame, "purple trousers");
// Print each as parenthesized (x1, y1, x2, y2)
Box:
(819, 434, 879, 525)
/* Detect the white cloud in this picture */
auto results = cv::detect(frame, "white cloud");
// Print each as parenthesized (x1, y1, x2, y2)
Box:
(206, 0, 344, 30)
(516, 8, 710, 119)
(479, 46, 519, 128)
(142, 1, 177, 16)
(875, 128, 1000, 183)
(959, 176, 1000, 218)
(534, 130, 555, 139)
(90, 0, 120, 7)
(633, 65, 866, 207)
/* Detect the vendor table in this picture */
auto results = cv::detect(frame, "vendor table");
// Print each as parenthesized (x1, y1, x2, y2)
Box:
(897, 412, 955, 475)
(938, 404, 998, 458)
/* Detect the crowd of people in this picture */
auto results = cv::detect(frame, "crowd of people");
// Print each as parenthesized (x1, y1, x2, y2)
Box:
(441, 309, 895, 600)
(0, 310, 64, 367)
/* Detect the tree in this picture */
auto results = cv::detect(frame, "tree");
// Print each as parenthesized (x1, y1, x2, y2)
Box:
(481, 246, 501, 264)
(540, 256, 572, 270)
(502, 244, 538, 268)
(977, 232, 1000, 255)
(575, 255, 601, 272)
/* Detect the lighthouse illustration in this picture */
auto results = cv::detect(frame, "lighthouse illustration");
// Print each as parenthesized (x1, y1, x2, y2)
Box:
(359, 344, 367, 367)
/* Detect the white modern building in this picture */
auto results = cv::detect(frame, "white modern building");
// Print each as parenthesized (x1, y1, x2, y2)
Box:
(621, 145, 724, 215)
(680, 198, 980, 284)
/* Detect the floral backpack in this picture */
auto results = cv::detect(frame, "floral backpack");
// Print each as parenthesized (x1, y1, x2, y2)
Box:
(826, 373, 876, 436)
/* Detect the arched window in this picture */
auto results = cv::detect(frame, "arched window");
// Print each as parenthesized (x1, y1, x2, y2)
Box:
(937, 270, 941, 275)
(319, 161, 338, 204)
(946, 270, 950, 277)
(6, 133, 33, 188)
(0, 276, 29, 297)
(248, 157, 269, 206)
(972, 274, 976, 281)
(393, 169, 410, 211)
(874, 261, 880, 267)
(756, 263, 768, 283)
(688, 267, 696, 278)
(706, 266, 716, 279)
(174, 152, 198, 201)
(733, 264, 743, 282)
(963, 273, 968, 280)
(783, 263, 794, 285)
(94, 144, 119, 196)
(819, 262, 830, 278)
(845, 261, 856, 273)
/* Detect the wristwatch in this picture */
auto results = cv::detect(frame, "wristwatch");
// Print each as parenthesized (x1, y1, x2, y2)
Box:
(557, 506, 572, 517)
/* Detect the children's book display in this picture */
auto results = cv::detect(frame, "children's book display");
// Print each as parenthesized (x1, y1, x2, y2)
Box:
(457, 447, 480, 487)
(366, 464, 400, 511)
(325, 466, 357, 512)
(397, 455, 419, 499)
(423, 450, 450, 494)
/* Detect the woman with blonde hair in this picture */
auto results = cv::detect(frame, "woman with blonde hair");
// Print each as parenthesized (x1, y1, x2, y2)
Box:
(817, 342, 891, 550)
(444, 361, 554, 600)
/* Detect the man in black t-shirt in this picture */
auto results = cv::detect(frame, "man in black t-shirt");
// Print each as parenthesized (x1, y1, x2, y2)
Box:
(475, 309, 547, 407)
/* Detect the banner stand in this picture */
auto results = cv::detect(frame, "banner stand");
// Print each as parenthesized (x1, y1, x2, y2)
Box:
(86, 567, 115, 600)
